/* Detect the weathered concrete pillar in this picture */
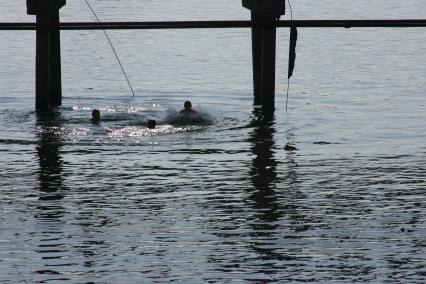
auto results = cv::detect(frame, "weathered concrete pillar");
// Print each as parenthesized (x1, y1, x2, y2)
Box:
(27, 0, 66, 111)
(243, 0, 285, 112)
(250, 12, 263, 106)
(49, 11, 62, 107)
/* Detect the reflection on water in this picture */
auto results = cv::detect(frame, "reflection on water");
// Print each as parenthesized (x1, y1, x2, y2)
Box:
(34, 113, 68, 282)
(1, 0, 425, 281)
(247, 110, 282, 260)
(249, 110, 278, 193)
(0, 102, 423, 283)
(36, 113, 65, 199)
(246, 110, 291, 280)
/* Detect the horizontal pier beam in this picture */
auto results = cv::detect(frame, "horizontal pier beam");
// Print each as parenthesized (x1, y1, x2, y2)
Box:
(1, 19, 426, 30)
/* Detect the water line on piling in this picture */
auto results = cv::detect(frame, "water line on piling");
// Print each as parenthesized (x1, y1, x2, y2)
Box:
(83, 0, 135, 97)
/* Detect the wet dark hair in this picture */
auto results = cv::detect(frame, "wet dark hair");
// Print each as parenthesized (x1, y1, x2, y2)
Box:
(147, 119, 156, 129)
(184, 101, 192, 109)
(92, 109, 100, 120)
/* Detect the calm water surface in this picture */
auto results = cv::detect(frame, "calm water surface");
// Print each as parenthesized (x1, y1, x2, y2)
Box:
(1, 1, 425, 283)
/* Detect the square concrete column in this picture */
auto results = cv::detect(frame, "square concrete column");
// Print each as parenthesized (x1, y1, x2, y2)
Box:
(242, 0, 285, 112)
(27, 0, 66, 111)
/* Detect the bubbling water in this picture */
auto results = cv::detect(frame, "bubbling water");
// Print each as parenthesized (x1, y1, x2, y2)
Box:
(164, 107, 215, 126)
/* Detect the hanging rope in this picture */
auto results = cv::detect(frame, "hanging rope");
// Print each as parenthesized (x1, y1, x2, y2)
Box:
(286, 0, 297, 112)
(83, 0, 135, 97)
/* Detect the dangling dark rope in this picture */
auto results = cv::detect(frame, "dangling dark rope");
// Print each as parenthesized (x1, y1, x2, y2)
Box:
(286, 0, 297, 112)
(288, 29, 298, 79)
(84, 0, 135, 97)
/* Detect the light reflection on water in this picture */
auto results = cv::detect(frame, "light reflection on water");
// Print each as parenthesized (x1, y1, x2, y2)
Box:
(0, 102, 424, 283)
(1, 0, 426, 282)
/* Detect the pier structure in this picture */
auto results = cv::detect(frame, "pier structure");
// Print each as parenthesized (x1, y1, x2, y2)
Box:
(0, 2, 424, 112)
(27, 0, 66, 111)
(24, 0, 286, 112)
(243, 0, 285, 111)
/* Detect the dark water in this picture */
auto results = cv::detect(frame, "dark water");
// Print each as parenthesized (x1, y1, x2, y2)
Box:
(1, 1, 426, 283)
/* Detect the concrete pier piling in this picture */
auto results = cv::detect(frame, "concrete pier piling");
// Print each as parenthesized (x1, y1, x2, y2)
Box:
(242, 0, 285, 112)
(27, 0, 66, 112)
(0, 1, 417, 113)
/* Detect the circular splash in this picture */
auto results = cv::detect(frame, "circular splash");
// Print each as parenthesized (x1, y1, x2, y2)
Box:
(164, 108, 214, 126)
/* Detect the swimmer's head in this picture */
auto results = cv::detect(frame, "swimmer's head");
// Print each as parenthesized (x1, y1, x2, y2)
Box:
(147, 119, 156, 129)
(91, 109, 100, 121)
(184, 101, 192, 111)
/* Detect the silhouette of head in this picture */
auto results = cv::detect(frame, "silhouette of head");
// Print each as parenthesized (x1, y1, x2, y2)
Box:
(147, 119, 156, 129)
(92, 109, 100, 121)
(184, 101, 192, 111)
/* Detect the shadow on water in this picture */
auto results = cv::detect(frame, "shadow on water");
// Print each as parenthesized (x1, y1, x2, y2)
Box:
(247, 109, 280, 223)
(204, 109, 310, 282)
(247, 110, 304, 267)
(34, 112, 113, 282)
(240, 109, 322, 282)
(36, 112, 65, 199)
(33, 112, 69, 281)
(245, 110, 289, 279)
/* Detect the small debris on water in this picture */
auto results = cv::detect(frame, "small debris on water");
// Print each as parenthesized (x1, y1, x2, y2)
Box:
(284, 143, 297, 151)
(313, 141, 340, 145)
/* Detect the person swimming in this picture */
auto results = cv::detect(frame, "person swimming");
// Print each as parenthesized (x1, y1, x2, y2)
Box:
(178, 101, 202, 124)
(147, 119, 157, 129)
(180, 101, 198, 114)
(91, 109, 100, 122)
